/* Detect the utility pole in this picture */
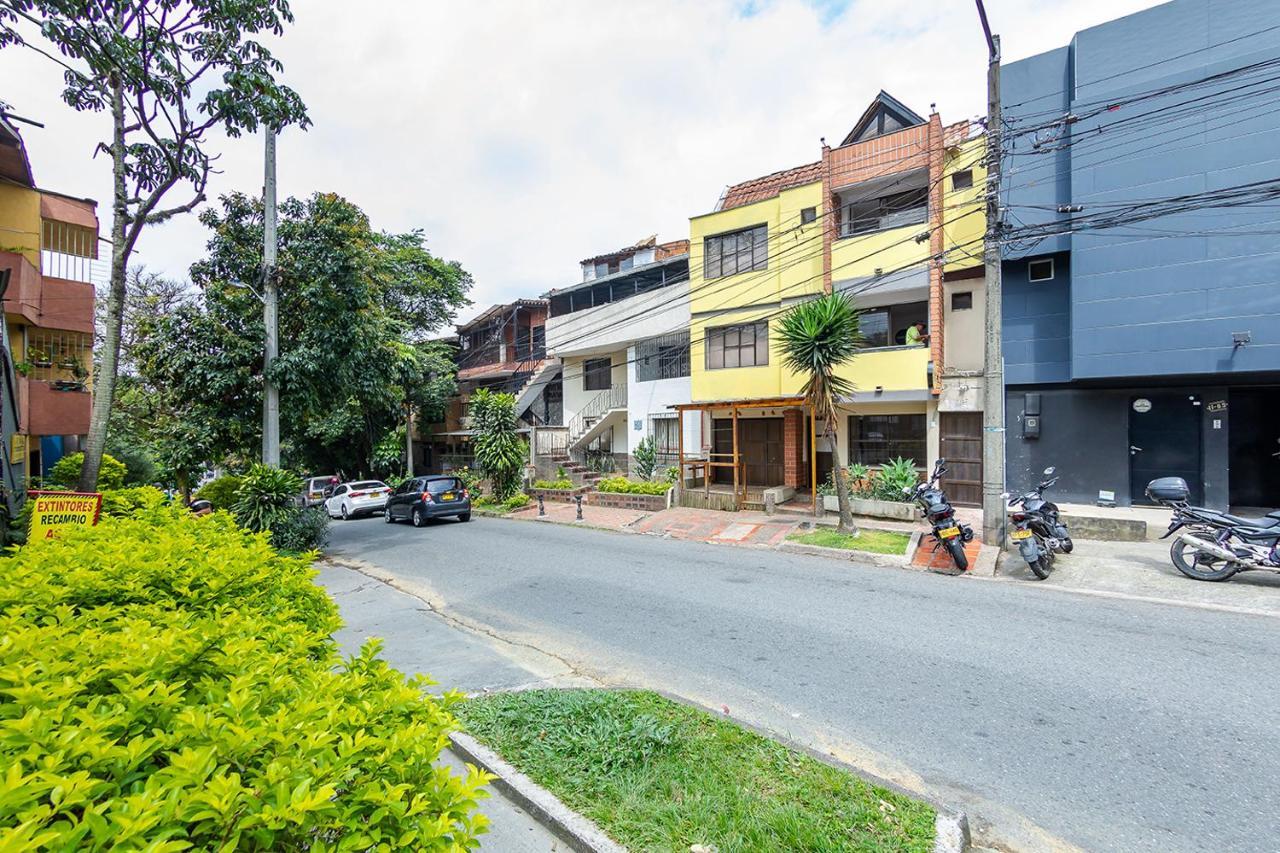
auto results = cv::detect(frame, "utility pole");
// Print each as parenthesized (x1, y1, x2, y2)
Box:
(977, 0, 1006, 550)
(262, 129, 280, 466)
(404, 401, 415, 478)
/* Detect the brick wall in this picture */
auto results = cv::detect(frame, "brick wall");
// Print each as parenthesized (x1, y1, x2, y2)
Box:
(783, 408, 803, 488)
(528, 485, 593, 504)
(588, 490, 669, 511)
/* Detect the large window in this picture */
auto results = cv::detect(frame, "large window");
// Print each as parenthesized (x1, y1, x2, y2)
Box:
(848, 414, 926, 467)
(635, 331, 690, 382)
(841, 187, 928, 237)
(650, 416, 680, 463)
(859, 301, 928, 348)
(704, 224, 767, 279)
(706, 321, 769, 369)
(583, 357, 612, 391)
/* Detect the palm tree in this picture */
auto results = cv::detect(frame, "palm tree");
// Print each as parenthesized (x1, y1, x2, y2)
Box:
(777, 292, 863, 533)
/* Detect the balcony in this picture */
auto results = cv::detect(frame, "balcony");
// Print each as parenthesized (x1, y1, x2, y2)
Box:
(545, 279, 689, 357)
(0, 250, 95, 333)
(839, 205, 927, 239)
(17, 376, 91, 436)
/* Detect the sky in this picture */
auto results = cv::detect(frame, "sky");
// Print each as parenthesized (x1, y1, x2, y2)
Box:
(2, 0, 1167, 326)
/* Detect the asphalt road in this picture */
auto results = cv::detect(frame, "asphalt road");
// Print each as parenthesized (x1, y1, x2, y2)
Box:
(326, 515, 1280, 852)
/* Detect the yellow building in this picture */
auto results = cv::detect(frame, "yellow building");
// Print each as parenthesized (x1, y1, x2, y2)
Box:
(676, 92, 987, 510)
(0, 113, 98, 482)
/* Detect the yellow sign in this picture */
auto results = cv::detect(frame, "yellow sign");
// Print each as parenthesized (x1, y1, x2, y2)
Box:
(29, 490, 103, 541)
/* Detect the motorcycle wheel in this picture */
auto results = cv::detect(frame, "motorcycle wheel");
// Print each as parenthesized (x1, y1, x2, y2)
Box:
(1170, 539, 1239, 582)
(1028, 554, 1053, 579)
(1060, 537, 1074, 554)
(945, 538, 969, 571)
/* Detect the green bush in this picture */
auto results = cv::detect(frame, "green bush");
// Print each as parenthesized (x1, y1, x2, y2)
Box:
(47, 452, 127, 491)
(0, 504, 490, 848)
(101, 486, 169, 518)
(533, 478, 574, 490)
(632, 435, 657, 481)
(596, 476, 671, 496)
(870, 457, 919, 502)
(194, 474, 242, 509)
(502, 493, 531, 511)
(269, 506, 331, 552)
(233, 464, 327, 553)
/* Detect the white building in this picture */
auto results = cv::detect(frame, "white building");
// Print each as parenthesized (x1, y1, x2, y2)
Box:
(544, 238, 698, 472)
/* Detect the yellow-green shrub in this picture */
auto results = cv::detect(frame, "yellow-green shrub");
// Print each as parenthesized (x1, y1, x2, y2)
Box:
(0, 504, 491, 849)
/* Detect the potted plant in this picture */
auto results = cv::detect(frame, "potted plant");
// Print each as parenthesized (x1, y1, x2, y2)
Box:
(26, 348, 51, 368)
(13, 361, 34, 377)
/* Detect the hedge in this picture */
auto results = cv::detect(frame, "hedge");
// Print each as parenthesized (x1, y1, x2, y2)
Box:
(0, 502, 490, 849)
(595, 476, 672, 496)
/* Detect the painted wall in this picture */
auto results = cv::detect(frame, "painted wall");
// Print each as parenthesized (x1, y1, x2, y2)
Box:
(941, 135, 988, 273)
(942, 276, 985, 372)
(561, 351, 628, 453)
(0, 183, 40, 266)
(546, 280, 688, 357)
(1003, 253, 1071, 385)
(624, 343, 698, 457)
(1002, 0, 1280, 382)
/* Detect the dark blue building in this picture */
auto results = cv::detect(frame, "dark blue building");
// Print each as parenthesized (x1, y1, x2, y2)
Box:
(1000, 0, 1280, 510)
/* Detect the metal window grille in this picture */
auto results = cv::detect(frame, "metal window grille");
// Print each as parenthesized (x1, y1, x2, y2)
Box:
(635, 331, 690, 382)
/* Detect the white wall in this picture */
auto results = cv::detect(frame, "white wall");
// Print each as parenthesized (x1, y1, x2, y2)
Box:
(562, 351, 628, 453)
(545, 280, 689, 358)
(943, 276, 986, 372)
(625, 343, 697, 456)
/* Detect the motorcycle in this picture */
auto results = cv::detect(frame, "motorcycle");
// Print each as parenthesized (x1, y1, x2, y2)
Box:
(1147, 477, 1280, 582)
(905, 458, 974, 571)
(1007, 466, 1073, 580)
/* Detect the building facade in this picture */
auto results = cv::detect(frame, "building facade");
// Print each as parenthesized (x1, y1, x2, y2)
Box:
(1000, 0, 1280, 510)
(0, 114, 97, 483)
(544, 237, 697, 473)
(680, 93, 986, 509)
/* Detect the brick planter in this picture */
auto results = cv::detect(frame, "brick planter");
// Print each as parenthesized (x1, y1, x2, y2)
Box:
(588, 489, 670, 512)
(529, 485, 593, 504)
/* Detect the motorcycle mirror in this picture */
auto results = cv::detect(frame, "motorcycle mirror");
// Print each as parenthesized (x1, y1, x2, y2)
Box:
(902, 486, 913, 495)
(1000, 492, 1011, 499)
(1044, 466, 1055, 475)
(935, 457, 946, 467)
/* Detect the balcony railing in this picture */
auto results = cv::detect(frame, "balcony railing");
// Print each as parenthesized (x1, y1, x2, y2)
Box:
(840, 206, 927, 238)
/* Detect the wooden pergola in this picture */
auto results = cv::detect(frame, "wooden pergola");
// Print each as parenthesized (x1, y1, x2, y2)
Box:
(672, 396, 817, 513)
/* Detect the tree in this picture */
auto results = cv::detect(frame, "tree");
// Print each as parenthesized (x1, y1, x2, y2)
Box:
(0, 0, 310, 491)
(468, 387, 525, 502)
(135, 192, 470, 476)
(633, 434, 658, 481)
(777, 292, 864, 533)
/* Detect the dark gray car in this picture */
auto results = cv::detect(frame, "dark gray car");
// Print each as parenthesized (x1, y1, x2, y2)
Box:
(384, 475, 472, 527)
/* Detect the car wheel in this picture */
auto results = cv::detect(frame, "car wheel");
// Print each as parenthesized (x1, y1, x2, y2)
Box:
(458, 512, 471, 522)
(340, 503, 350, 520)
(383, 507, 394, 523)
(411, 506, 426, 528)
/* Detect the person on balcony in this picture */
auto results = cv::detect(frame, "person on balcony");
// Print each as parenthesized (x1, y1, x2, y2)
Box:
(905, 322, 929, 347)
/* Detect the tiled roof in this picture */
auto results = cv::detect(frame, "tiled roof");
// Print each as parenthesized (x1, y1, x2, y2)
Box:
(719, 161, 822, 211)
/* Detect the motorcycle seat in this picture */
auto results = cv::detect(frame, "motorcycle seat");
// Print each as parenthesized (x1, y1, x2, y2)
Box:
(1218, 512, 1280, 529)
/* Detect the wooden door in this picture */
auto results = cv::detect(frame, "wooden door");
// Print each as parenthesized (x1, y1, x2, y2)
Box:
(940, 412, 982, 507)
(713, 417, 784, 486)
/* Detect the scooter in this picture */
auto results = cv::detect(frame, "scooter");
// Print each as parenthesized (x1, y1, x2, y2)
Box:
(905, 458, 974, 571)
(1007, 466, 1073, 579)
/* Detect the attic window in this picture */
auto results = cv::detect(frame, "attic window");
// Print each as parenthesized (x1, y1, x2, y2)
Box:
(951, 170, 974, 191)
(800, 207, 817, 224)
(1028, 258, 1055, 282)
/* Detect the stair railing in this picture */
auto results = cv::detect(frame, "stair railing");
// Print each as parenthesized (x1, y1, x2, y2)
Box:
(567, 383, 626, 445)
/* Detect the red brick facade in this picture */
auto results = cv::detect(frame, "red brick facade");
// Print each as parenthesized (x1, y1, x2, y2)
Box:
(783, 409, 804, 488)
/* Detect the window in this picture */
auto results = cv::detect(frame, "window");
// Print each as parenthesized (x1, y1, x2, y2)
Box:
(704, 224, 767, 279)
(1028, 258, 1055, 282)
(651, 416, 680, 463)
(583, 357, 612, 391)
(951, 291, 973, 310)
(635, 331, 690, 382)
(857, 301, 928, 348)
(951, 169, 974, 191)
(426, 478, 463, 494)
(848, 414, 926, 467)
(800, 206, 817, 224)
(705, 321, 769, 369)
(531, 326, 546, 359)
(842, 187, 927, 237)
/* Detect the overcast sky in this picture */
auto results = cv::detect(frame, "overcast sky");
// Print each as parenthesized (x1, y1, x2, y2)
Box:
(3, 0, 1164, 326)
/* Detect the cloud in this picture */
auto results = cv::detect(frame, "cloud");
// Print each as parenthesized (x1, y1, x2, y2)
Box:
(1, 0, 1165, 326)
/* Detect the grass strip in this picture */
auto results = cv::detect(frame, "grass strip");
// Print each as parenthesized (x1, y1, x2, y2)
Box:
(787, 527, 911, 555)
(458, 689, 935, 852)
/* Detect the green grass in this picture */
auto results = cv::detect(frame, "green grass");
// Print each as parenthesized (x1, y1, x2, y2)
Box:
(457, 689, 935, 852)
(787, 527, 911, 555)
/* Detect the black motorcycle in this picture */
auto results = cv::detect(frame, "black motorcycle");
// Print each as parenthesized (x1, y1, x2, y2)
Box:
(1007, 466, 1073, 580)
(905, 458, 974, 571)
(1147, 477, 1280, 582)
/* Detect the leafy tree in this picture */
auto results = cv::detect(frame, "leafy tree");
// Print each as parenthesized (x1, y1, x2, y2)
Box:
(778, 293, 863, 533)
(0, 0, 310, 491)
(47, 452, 127, 491)
(469, 388, 526, 502)
(136, 192, 469, 477)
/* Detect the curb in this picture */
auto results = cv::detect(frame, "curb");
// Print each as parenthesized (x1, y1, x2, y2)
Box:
(448, 731, 626, 853)
(775, 539, 909, 568)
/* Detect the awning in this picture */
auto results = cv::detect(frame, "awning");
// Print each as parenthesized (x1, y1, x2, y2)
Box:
(40, 192, 98, 232)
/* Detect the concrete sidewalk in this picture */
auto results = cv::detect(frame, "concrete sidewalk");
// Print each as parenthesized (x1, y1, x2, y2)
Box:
(314, 562, 582, 851)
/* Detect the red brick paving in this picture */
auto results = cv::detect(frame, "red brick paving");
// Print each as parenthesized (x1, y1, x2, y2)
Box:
(507, 501, 648, 531)
(911, 531, 982, 572)
(631, 507, 799, 547)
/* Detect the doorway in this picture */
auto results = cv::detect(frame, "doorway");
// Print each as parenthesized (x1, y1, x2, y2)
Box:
(712, 417, 783, 486)
(1229, 389, 1280, 509)
(1129, 393, 1202, 505)
(939, 412, 983, 507)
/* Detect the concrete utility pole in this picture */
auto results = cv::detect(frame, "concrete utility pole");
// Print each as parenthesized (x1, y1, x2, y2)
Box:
(977, 1, 1006, 550)
(404, 402, 415, 478)
(262, 129, 281, 466)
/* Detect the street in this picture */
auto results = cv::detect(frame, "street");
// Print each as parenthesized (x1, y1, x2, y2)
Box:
(326, 515, 1280, 853)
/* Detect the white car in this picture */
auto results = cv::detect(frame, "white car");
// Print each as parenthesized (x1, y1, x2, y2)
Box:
(324, 480, 391, 520)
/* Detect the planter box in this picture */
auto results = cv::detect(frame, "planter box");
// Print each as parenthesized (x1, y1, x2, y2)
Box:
(528, 485, 593, 503)
(588, 488, 670, 512)
(823, 494, 917, 522)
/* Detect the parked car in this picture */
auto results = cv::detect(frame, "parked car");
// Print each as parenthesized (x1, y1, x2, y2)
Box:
(325, 480, 391, 520)
(302, 475, 339, 507)
(384, 475, 471, 527)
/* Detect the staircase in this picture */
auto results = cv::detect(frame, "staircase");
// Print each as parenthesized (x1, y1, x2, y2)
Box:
(566, 383, 628, 456)
(543, 452, 605, 488)
(513, 358, 560, 417)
